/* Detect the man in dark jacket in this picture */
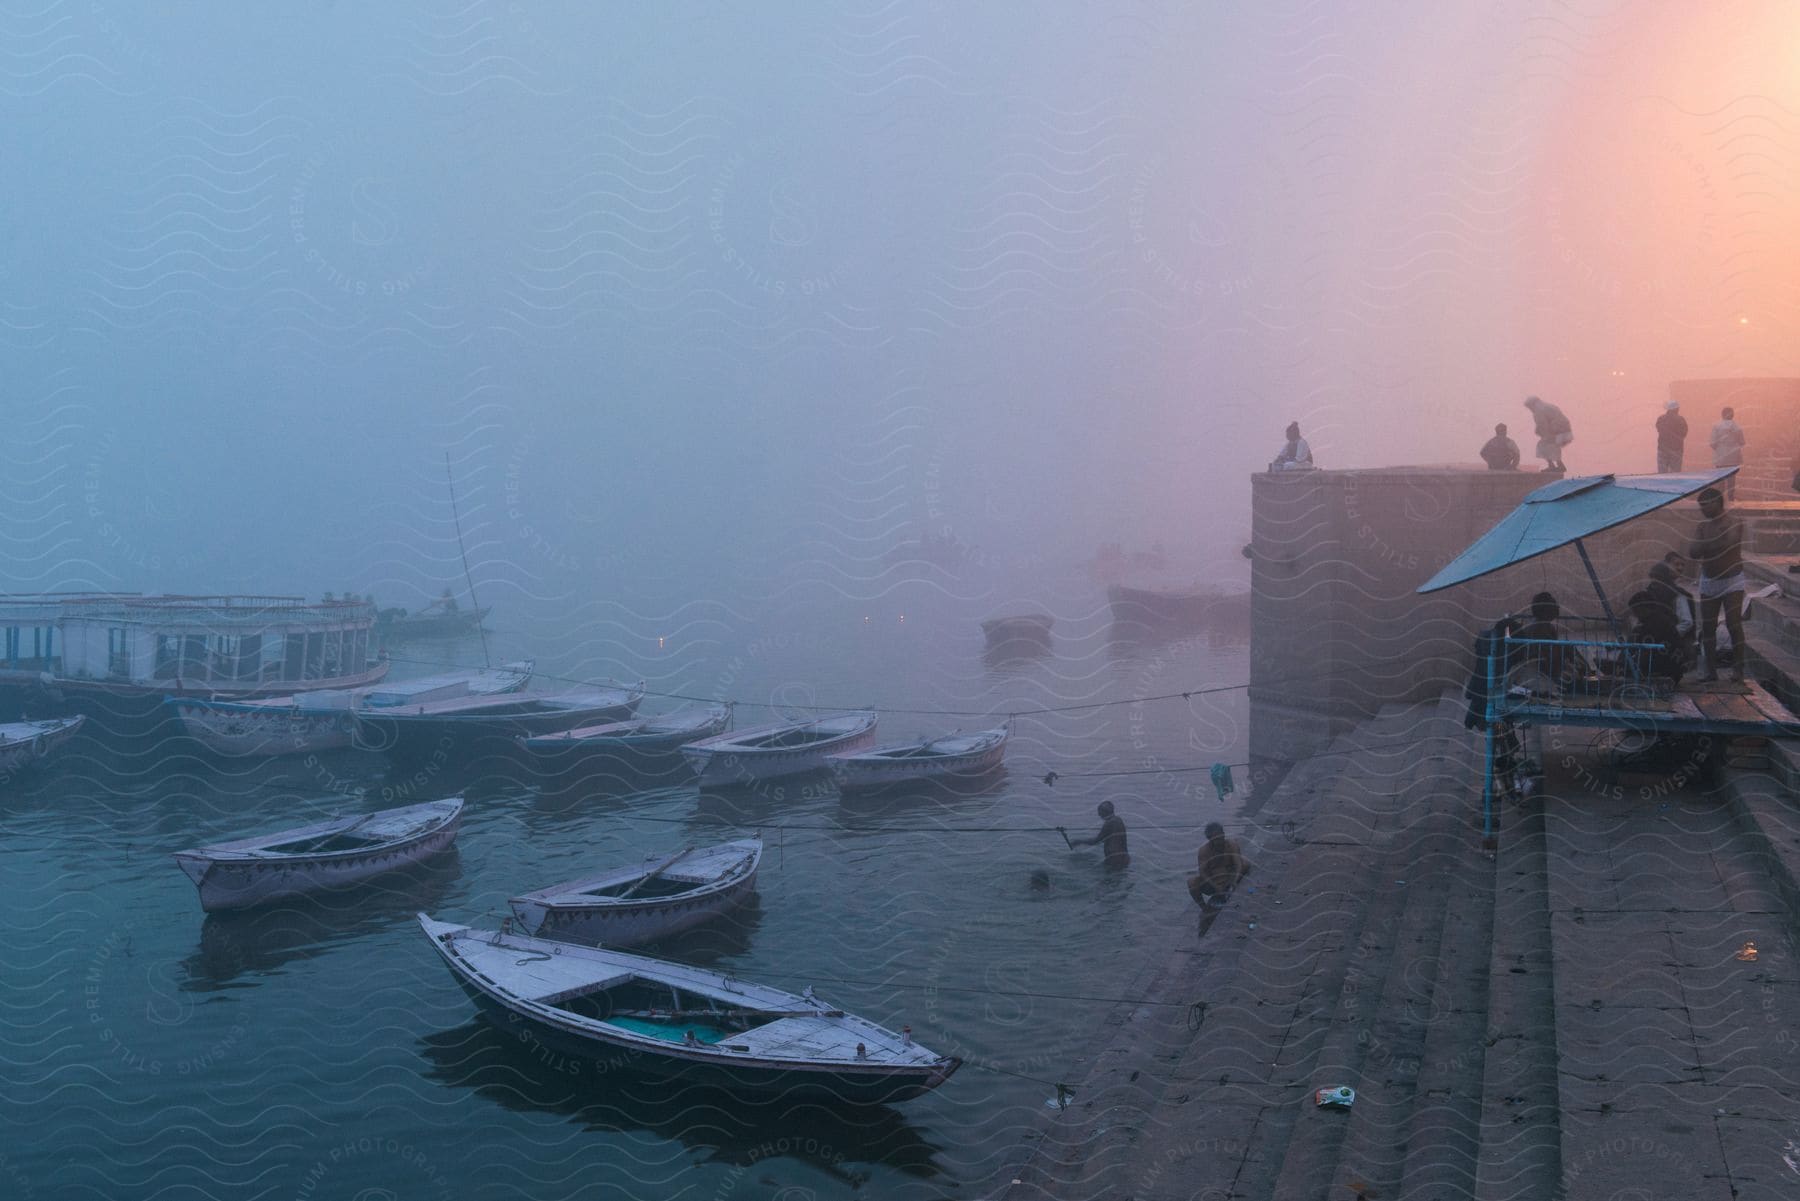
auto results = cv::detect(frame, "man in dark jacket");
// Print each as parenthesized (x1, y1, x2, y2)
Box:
(1655, 400, 1687, 473)
(1480, 423, 1520, 470)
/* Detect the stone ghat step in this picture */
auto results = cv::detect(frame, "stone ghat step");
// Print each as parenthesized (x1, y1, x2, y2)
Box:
(983, 698, 1481, 1200)
(1539, 767, 1800, 1199)
(978, 710, 1379, 1199)
(1472, 788, 1563, 1201)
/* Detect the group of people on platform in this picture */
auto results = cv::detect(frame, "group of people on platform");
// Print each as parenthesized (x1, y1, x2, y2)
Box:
(1479, 395, 1753, 486)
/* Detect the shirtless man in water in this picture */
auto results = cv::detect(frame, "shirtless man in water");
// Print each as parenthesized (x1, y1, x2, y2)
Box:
(1063, 800, 1129, 868)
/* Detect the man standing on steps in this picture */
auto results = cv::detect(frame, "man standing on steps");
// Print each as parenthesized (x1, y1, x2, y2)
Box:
(1189, 821, 1252, 936)
(1655, 399, 1687, 473)
(1689, 486, 1747, 683)
(1063, 800, 1129, 868)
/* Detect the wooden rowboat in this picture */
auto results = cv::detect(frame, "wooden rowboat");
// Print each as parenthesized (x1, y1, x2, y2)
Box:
(354, 683, 643, 753)
(418, 914, 961, 1102)
(519, 704, 732, 759)
(173, 797, 464, 912)
(827, 725, 1010, 791)
(681, 711, 878, 787)
(170, 661, 534, 757)
(507, 837, 761, 946)
(0, 715, 85, 778)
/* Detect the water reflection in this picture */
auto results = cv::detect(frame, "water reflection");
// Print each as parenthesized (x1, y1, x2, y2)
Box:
(181, 854, 462, 991)
(416, 1020, 946, 1181)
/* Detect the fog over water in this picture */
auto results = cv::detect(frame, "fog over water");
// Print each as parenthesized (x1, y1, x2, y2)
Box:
(7, 4, 1797, 610)
(5, 4, 1799, 1199)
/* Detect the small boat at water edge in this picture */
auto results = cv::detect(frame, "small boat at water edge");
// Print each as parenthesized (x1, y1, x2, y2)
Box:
(980, 614, 1054, 658)
(519, 705, 732, 759)
(418, 915, 960, 1102)
(508, 837, 761, 946)
(169, 661, 534, 757)
(354, 683, 644, 752)
(827, 725, 1010, 791)
(1107, 584, 1246, 632)
(0, 715, 85, 777)
(681, 711, 879, 788)
(173, 797, 464, 912)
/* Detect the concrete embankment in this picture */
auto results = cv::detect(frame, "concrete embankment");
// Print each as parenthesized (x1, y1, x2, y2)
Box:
(987, 681, 1800, 1199)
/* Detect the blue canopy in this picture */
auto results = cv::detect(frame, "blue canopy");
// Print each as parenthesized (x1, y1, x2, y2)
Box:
(1416, 468, 1737, 594)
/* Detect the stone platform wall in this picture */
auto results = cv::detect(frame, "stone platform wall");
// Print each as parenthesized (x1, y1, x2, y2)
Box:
(1248, 466, 1698, 763)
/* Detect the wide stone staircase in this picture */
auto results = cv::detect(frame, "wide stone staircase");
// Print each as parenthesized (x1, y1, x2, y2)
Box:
(987, 647, 1800, 1200)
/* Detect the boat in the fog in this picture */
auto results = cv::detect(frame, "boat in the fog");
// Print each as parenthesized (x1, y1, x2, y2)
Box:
(418, 914, 961, 1102)
(680, 710, 878, 787)
(170, 661, 535, 756)
(827, 725, 1010, 790)
(0, 715, 86, 777)
(173, 797, 465, 912)
(519, 704, 732, 760)
(0, 592, 387, 716)
(353, 683, 644, 752)
(506, 837, 762, 946)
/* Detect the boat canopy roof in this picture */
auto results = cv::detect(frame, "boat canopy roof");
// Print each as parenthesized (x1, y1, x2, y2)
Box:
(1416, 468, 1737, 594)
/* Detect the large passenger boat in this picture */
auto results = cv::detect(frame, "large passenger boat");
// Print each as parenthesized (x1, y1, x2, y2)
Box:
(0, 592, 387, 716)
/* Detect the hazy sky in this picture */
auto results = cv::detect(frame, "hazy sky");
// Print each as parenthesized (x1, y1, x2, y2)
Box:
(5, 2, 1797, 607)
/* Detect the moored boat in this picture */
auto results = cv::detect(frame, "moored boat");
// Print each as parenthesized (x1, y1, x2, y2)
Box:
(169, 661, 534, 757)
(1107, 584, 1247, 632)
(519, 704, 732, 759)
(0, 715, 86, 778)
(418, 914, 960, 1102)
(980, 614, 1054, 656)
(173, 797, 464, 912)
(680, 710, 878, 788)
(354, 682, 644, 753)
(0, 592, 388, 718)
(508, 837, 761, 946)
(827, 725, 1010, 791)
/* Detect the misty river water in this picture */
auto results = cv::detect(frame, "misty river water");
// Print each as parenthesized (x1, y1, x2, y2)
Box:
(2, 572, 1250, 1200)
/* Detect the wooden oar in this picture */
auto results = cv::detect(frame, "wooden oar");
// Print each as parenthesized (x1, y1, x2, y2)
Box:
(616, 845, 697, 900)
(614, 1006, 845, 1021)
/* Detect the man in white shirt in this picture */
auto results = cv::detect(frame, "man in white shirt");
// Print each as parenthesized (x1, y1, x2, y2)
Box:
(1270, 422, 1313, 472)
(1710, 406, 1745, 500)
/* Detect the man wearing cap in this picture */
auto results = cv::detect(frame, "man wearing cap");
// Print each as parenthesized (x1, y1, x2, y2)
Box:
(1655, 399, 1687, 473)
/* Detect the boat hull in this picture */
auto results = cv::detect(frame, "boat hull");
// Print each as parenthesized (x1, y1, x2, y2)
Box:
(0, 716, 85, 777)
(685, 726, 878, 788)
(830, 742, 1008, 790)
(510, 865, 758, 947)
(171, 703, 354, 757)
(175, 813, 462, 912)
(520, 708, 732, 761)
(357, 698, 641, 753)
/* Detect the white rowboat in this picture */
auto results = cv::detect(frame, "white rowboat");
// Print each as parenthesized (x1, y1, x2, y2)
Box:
(419, 914, 960, 1102)
(169, 661, 534, 757)
(0, 715, 85, 777)
(508, 837, 761, 946)
(681, 711, 878, 787)
(173, 797, 464, 912)
(354, 683, 644, 752)
(827, 725, 1010, 790)
(519, 704, 732, 758)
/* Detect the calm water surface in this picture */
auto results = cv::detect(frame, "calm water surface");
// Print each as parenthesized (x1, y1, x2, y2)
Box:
(2, 575, 1249, 1200)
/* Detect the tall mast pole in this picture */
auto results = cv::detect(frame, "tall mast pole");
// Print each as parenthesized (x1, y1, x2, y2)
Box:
(446, 452, 490, 668)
